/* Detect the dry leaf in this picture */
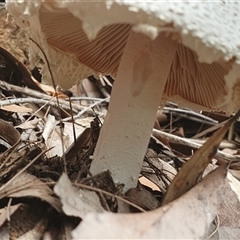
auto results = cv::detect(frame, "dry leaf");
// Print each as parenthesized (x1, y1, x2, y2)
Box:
(16, 217, 49, 240)
(33, 79, 69, 98)
(54, 173, 105, 219)
(139, 176, 159, 191)
(16, 118, 40, 130)
(0, 224, 10, 240)
(0, 172, 61, 212)
(46, 122, 85, 157)
(218, 227, 240, 240)
(42, 114, 56, 142)
(1, 104, 33, 113)
(163, 110, 240, 205)
(63, 128, 91, 165)
(125, 183, 159, 211)
(0, 118, 20, 147)
(142, 149, 177, 193)
(75, 117, 97, 128)
(82, 78, 102, 99)
(217, 173, 240, 230)
(0, 203, 22, 227)
(72, 165, 227, 239)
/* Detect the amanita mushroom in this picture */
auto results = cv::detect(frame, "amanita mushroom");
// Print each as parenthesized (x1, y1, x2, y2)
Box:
(6, 1, 240, 190)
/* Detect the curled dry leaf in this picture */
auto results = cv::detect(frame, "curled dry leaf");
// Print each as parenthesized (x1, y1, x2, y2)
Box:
(54, 173, 105, 219)
(0, 172, 61, 212)
(72, 165, 227, 239)
(163, 110, 240, 205)
(125, 183, 159, 211)
(0, 118, 20, 148)
(0, 46, 43, 92)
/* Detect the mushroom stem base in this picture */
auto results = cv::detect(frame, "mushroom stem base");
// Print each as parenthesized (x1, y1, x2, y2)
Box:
(91, 30, 177, 191)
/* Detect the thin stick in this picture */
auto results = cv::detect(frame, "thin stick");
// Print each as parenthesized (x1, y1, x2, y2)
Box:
(192, 119, 229, 139)
(29, 38, 66, 172)
(4, 180, 146, 212)
(152, 128, 239, 162)
(0, 97, 78, 113)
(6, 198, 13, 222)
(0, 148, 51, 193)
(73, 182, 146, 212)
(0, 80, 94, 113)
(61, 97, 109, 122)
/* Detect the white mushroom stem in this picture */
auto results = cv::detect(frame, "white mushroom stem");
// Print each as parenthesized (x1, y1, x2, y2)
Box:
(91, 31, 177, 191)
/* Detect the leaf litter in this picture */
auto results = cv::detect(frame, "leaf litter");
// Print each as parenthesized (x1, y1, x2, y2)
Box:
(0, 7, 240, 239)
(72, 164, 227, 239)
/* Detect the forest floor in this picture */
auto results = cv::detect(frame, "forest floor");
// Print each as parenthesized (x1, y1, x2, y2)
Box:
(0, 6, 240, 240)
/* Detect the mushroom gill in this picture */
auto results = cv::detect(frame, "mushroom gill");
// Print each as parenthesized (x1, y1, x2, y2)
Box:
(164, 44, 229, 110)
(39, 9, 131, 75)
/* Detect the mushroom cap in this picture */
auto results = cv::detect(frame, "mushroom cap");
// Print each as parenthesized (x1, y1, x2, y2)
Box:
(6, 0, 240, 113)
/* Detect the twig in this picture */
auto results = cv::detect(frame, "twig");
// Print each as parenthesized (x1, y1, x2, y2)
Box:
(192, 119, 229, 139)
(205, 214, 220, 240)
(29, 38, 69, 172)
(0, 141, 21, 170)
(163, 107, 218, 125)
(73, 182, 146, 213)
(9, 180, 146, 213)
(0, 148, 51, 193)
(0, 97, 78, 113)
(61, 97, 109, 122)
(0, 80, 103, 116)
(69, 96, 110, 102)
(6, 198, 12, 222)
(191, 138, 237, 150)
(152, 128, 240, 162)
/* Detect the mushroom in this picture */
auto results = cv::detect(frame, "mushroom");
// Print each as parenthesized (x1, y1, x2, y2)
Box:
(6, 1, 240, 191)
